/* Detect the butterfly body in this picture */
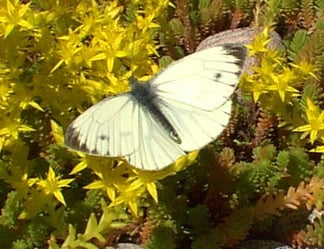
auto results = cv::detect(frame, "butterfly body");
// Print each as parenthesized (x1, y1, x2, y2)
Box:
(130, 80, 181, 143)
(65, 44, 247, 170)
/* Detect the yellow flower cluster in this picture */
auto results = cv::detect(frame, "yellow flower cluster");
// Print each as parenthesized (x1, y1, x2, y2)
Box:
(243, 28, 315, 103)
(0, 0, 175, 218)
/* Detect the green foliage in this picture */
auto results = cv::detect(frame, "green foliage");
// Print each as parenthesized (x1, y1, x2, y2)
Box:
(233, 146, 315, 196)
(286, 30, 308, 61)
(1, 0, 324, 248)
(145, 226, 176, 249)
(191, 207, 254, 249)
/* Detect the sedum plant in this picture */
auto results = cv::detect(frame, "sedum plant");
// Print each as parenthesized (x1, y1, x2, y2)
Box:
(1, 0, 324, 248)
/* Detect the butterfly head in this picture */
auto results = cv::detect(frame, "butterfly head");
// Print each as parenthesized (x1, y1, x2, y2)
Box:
(130, 78, 153, 101)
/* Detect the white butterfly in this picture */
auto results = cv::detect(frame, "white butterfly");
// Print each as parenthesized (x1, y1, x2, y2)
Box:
(65, 44, 247, 170)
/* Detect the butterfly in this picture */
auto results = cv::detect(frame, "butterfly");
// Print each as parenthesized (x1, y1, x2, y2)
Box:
(65, 44, 247, 170)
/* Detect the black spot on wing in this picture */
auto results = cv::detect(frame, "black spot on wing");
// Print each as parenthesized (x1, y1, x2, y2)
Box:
(214, 72, 221, 80)
(99, 134, 107, 140)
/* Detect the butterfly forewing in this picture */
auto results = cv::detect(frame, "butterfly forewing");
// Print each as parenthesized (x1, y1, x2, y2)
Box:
(150, 45, 246, 111)
(65, 94, 140, 157)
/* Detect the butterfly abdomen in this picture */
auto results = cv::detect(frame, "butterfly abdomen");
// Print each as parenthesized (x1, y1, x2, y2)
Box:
(131, 80, 181, 143)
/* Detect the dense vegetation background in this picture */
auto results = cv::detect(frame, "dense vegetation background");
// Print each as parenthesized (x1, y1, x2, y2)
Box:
(0, 0, 324, 248)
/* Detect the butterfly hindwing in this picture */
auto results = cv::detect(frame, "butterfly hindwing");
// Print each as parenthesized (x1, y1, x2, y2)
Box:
(156, 97, 232, 151)
(126, 105, 185, 170)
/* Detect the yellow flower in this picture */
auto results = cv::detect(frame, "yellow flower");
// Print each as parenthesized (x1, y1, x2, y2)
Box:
(0, 119, 35, 140)
(108, 181, 145, 216)
(266, 68, 299, 102)
(0, 0, 33, 38)
(245, 27, 271, 56)
(294, 98, 324, 144)
(84, 160, 131, 202)
(37, 167, 74, 206)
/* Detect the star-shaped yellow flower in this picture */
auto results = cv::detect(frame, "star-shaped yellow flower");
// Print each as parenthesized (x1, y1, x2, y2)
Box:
(294, 98, 324, 144)
(37, 167, 74, 206)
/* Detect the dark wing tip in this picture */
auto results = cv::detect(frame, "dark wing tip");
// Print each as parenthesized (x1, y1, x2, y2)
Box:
(64, 126, 81, 149)
(65, 125, 110, 156)
(223, 43, 247, 68)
